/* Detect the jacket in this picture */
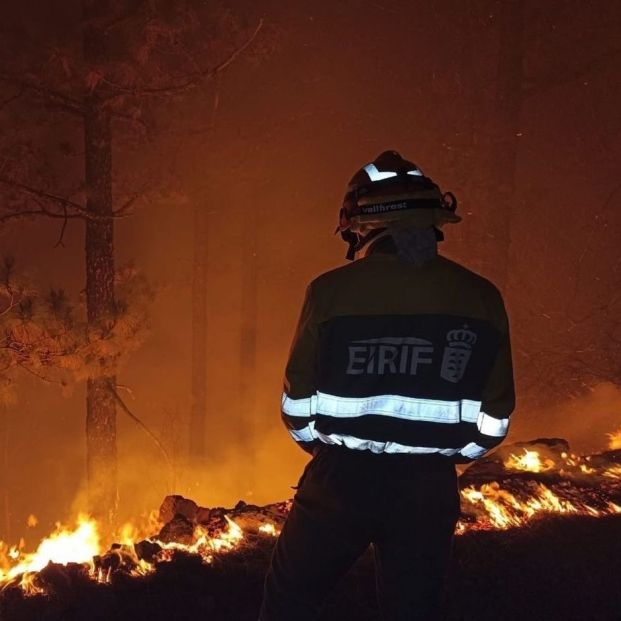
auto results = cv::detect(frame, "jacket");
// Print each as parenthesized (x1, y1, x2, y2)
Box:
(280, 247, 515, 463)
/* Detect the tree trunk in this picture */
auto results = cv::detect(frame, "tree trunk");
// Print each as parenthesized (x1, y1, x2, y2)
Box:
(0, 403, 9, 540)
(479, 0, 525, 292)
(189, 202, 208, 462)
(83, 0, 117, 526)
(239, 209, 258, 487)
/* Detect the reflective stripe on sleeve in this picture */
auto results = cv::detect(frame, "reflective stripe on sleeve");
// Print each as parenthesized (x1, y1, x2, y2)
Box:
(476, 411, 510, 437)
(282, 393, 317, 417)
(288, 421, 316, 443)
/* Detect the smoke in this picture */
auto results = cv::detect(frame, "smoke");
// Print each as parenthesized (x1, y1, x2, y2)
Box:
(507, 381, 621, 454)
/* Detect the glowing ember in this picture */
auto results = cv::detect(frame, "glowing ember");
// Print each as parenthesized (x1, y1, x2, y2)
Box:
(259, 523, 279, 536)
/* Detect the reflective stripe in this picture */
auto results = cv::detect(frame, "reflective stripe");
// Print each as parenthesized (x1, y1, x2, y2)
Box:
(316, 392, 481, 424)
(282, 393, 317, 417)
(364, 163, 398, 182)
(459, 442, 488, 459)
(284, 391, 508, 455)
(314, 430, 460, 456)
(477, 412, 510, 437)
(289, 421, 315, 443)
(406, 169, 423, 176)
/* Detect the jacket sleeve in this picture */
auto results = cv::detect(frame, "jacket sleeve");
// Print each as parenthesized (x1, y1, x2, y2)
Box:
(280, 282, 320, 455)
(458, 290, 516, 462)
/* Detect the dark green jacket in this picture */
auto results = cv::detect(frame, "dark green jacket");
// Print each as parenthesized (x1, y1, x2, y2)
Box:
(281, 247, 515, 463)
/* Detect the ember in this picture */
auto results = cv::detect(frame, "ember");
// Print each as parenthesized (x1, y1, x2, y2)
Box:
(1, 439, 620, 597)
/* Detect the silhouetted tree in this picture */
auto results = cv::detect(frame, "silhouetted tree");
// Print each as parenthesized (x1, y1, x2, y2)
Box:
(481, 0, 621, 292)
(0, 0, 262, 523)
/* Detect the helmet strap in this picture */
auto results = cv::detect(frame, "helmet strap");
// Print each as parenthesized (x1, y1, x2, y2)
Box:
(340, 229, 360, 261)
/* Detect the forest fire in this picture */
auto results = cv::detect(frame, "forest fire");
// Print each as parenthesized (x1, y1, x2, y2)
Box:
(1, 438, 620, 598)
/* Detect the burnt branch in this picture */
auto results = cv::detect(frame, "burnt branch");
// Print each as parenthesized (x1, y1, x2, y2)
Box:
(0, 290, 19, 318)
(0, 177, 134, 222)
(102, 18, 264, 98)
(108, 380, 173, 470)
(0, 74, 82, 114)
(54, 205, 69, 248)
(113, 187, 147, 217)
(110, 109, 148, 131)
(0, 87, 24, 110)
(0, 176, 84, 213)
(0, 208, 81, 223)
(15, 361, 64, 385)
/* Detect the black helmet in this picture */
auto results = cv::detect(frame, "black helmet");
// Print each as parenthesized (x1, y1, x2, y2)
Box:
(336, 150, 460, 260)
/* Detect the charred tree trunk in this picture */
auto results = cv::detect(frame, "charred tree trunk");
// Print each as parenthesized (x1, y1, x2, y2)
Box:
(239, 209, 258, 487)
(83, 0, 117, 525)
(189, 203, 208, 462)
(479, 0, 525, 292)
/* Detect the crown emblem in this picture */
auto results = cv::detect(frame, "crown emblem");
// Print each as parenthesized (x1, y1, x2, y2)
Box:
(446, 327, 477, 348)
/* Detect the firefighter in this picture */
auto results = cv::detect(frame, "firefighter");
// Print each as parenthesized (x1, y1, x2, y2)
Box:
(259, 150, 515, 621)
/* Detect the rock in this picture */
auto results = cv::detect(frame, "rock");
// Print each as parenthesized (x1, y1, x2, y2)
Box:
(134, 539, 162, 563)
(196, 507, 211, 525)
(159, 495, 199, 524)
(95, 546, 138, 574)
(158, 514, 195, 545)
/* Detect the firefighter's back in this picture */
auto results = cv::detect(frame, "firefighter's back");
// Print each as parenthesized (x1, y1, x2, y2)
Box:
(301, 248, 510, 461)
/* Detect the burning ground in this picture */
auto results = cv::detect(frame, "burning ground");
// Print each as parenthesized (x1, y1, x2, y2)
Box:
(1, 438, 621, 621)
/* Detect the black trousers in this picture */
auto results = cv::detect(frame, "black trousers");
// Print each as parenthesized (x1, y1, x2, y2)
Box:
(259, 445, 461, 621)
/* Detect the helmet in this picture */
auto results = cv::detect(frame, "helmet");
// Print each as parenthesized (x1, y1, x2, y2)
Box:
(336, 150, 460, 260)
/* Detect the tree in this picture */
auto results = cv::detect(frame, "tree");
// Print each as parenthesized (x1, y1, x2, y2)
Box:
(189, 199, 209, 462)
(478, 0, 621, 292)
(0, 0, 262, 524)
(238, 202, 259, 484)
(0, 254, 152, 529)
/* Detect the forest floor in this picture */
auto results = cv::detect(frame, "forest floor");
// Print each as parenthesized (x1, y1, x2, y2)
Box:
(1, 514, 620, 621)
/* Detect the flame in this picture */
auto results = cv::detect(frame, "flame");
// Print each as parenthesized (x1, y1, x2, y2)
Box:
(462, 446, 621, 531)
(1, 439, 620, 596)
(504, 449, 555, 472)
(460, 479, 621, 532)
(608, 428, 621, 450)
(0, 515, 100, 593)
